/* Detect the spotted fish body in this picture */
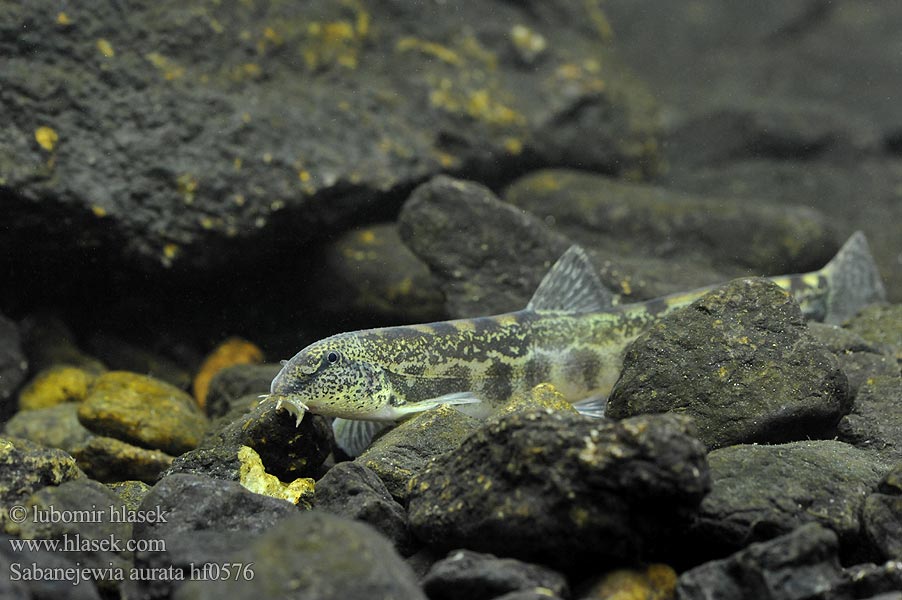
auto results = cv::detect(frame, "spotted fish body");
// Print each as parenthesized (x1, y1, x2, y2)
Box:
(269, 232, 884, 454)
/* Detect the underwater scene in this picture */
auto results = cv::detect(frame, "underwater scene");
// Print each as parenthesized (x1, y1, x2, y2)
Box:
(1, 1, 900, 598)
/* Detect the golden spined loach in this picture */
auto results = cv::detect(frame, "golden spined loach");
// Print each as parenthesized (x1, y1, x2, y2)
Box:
(265, 232, 885, 457)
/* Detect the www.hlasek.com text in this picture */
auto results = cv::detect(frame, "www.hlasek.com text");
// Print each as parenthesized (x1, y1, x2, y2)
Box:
(9, 533, 165, 554)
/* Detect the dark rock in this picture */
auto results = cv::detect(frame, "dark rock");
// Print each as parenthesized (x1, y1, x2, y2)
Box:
(863, 494, 902, 562)
(838, 377, 902, 459)
(694, 440, 890, 559)
(77, 371, 206, 456)
(1, 0, 656, 284)
(407, 410, 709, 570)
(126, 473, 297, 599)
(165, 400, 331, 482)
(863, 465, 902, 561)
(0, 534, 102, 599)
(398, 175, 572, 318)
(808, 323, 899, 399)
(421, 549, 569, 600)
(504, 169, 836, 276)
(107, 480, 151, 512)
(663, 159, 902, 305)
(204, 364, 279, 419)
(7, 479, 131, 593)
(70, 436, 174, 484)
(846, 305, 902, 364)
(676, 523, 845, 600)
(607, 278, 851, 450)
(0, 313, 27, 424)
(603, 2, 902, 300)
(880, 464, 902, 496)
(3, 403, 94, 452)
(0, 437, 83, 515)
(172, 511, 427, 600)
(842, 561, 902, 599)
(314, 461, 413, 555)
(308, 223, 446, 325)
(358, 404, 481, 502)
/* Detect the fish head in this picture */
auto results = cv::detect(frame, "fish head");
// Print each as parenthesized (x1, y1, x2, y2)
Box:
(268, 332, 396, 423)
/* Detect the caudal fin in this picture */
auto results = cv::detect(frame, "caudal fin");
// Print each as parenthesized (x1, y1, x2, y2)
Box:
(822, 231, 886, 324)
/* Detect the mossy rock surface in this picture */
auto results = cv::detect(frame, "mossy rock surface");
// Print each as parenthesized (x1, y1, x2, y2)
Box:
(1, 0, 657, 280)
(78, 371, 207, 456)
(608, 278, 850, 449)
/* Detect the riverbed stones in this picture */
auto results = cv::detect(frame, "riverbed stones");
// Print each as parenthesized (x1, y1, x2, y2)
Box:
(314, 461, 412, 555)
(838, 376, 902, 460)
(421, 549, 569, 600)
(7, 478, 132, 592)
(3, 403, 94, 452)
(807, 323, 899, 399)
(165, 399, 331, 482)
(77, 371, 207, 456)
(0, 313, 27, 423)
(607, 278, 850, 449)
(70, 436, 174, 484)
(172, 511, 427, 600)
(407, 410, 709, 570)
(693, 440, 890, 559)
(0, 437, 83, 518)
(504, 168, 836, 276)
(17, 365, 97, 411)
(1, 0, 657, 284)
(399, 175, 572, 318)
(357, 404, 482, 502)
(862, 464, 902, 561)
(308, 223, 447, 325)
(127, 473, 297, 599)
(676, 523, 845, 600)
(204, 363, 280, 418)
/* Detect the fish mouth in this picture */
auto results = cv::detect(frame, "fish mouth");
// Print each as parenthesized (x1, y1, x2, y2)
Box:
(258, 393, 308, 427)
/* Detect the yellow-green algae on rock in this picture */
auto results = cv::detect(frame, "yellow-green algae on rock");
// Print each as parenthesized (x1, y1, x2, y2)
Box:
(497, 382, 578, 416)
(77, 371, 207, 456)
(238, 445, 314, 508)
(71, 436, 174, 484)
(583, 564, 678, 599)
(0, 437, 84, 529)
(18, 365, 99, 410)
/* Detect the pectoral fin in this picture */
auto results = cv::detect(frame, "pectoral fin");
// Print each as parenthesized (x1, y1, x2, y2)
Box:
(393, 391, 483, 417)
(332, 418, 393, 457)
(573, 395, 607, 419)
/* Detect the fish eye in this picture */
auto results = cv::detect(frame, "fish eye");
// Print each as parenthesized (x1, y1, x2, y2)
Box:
(327, 351, 340, 364)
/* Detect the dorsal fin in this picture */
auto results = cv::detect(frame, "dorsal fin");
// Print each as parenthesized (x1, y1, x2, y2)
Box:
(526, 246, 614, 313)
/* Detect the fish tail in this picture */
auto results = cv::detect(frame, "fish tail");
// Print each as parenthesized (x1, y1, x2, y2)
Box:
(821, 231, 886, 324)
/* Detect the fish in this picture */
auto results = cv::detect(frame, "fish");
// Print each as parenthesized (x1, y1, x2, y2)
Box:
(267, 231, 885, 456)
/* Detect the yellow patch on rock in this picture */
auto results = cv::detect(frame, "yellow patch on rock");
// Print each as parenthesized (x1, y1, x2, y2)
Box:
(237, 446, 314, 508)
(193, 337, 264, 408)
(499, 383, 576, 415)
(18, 365, 97, 411)
(584, 564, 677, 600)
(96, 38, 115, 58)
(34, 126, 59, 152)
